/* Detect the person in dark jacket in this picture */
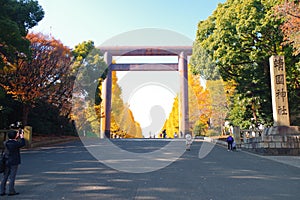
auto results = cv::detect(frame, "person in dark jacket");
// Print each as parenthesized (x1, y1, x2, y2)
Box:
(226, 135, 234, 151)
(0, 130, 25, 196)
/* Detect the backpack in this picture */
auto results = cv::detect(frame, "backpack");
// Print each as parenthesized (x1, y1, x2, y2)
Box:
(227, 136, 233, 142)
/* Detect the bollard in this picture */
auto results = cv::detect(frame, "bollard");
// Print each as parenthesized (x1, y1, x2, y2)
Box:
(24, 126, 32, 148)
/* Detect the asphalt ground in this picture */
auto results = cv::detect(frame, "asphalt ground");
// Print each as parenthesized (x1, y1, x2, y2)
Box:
(1, 139, 299, 200)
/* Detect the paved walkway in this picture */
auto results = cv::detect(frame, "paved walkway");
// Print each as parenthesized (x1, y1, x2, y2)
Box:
(250, 153, 300, 169)
(202, 137, 300, 169)
(207, 138, 300, 169)
(1, 139, 299, 200)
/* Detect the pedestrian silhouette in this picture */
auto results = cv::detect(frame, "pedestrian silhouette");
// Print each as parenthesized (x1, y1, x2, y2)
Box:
(142, 105, 166, 138)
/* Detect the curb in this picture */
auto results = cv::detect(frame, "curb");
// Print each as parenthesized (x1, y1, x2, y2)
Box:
(28, 137, 80, 148)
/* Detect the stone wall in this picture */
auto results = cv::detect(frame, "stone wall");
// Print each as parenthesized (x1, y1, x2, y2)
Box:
(241, 133, 300, 155)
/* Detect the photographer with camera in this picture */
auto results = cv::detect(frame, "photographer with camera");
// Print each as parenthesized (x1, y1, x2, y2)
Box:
(1, 129, 25, 196)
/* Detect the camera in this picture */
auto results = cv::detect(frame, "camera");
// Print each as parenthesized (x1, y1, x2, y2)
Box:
(18, 129, 24, 135)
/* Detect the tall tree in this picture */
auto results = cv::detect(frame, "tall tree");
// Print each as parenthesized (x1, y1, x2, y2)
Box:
(111, 71, 142, 138)
(71, 41, 107, 135)
(163, 71, 211, 137)
(188, 73, 211, 136)
(206, 79, 231, 131)
(162, 96, 179, 138)
(71, 40, 95, 75)
(0, 0, 44, 69)
(275, 1, 300, 124)
(190, 42, 220, 80)
(0, 33, 72, 125)
(276, 0, 300, 56)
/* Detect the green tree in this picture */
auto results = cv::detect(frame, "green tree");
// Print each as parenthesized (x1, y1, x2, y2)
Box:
(193, 0, 300, 126)
(190, 42, 220, 80)
(71, 40, 95, 74)
(71, 41, 108, 135)
(0, 0, 44, 69)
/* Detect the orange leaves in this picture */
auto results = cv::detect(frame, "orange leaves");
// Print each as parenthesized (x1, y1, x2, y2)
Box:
(162, 96, 179, 138)
(163, 70, 212, 137)
(275, 1, 300, 55)
(110, 71, 142, 138)
(188, 72, 211, 133)
(0, 32, 73, 124)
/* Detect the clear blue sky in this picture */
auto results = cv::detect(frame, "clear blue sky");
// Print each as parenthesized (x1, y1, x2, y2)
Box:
(32, 0, 225, 48)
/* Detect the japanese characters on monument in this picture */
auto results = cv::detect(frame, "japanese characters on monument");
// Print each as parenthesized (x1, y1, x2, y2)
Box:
(269, 55, 290, 126)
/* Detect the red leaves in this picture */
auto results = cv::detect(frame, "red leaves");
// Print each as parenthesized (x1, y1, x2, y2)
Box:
(0, 32, 73, 123)
(276, 1, 300, 55)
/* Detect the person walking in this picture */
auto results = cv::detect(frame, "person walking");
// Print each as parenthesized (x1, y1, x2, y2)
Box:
(162, 129, 167, 139)
(1, 130, 25, 196)
(185, 134, 192, 151)
(226, 135, 234, 151)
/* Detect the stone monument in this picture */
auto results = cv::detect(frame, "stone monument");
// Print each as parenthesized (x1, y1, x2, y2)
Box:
(269, 55, 290, 126)
(241, 55, 300, 155)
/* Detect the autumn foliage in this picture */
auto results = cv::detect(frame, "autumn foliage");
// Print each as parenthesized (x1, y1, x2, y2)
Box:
(0, 33, 73, 125)
(111, 71, 142, 138)
(162, 69, 212, 137)
(276, 1, 300, 55)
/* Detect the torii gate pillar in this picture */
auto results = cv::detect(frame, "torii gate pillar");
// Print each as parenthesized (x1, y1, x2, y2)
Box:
(101, 52, 112, 138)
(179, 51, 190, 137)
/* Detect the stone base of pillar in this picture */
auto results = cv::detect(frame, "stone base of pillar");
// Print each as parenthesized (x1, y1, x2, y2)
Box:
(104, 130, 110, 139)
(263, 126, 300, 136)
(241, 126, 300, 155)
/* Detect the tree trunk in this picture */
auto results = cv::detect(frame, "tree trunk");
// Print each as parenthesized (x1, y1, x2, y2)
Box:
(251, 98, 258, 125)
(22, 104, 30, 126)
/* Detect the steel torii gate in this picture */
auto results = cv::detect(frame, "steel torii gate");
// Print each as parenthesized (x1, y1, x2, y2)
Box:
(100, 46, 192, 138)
